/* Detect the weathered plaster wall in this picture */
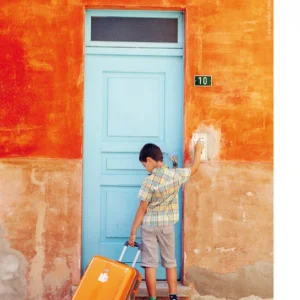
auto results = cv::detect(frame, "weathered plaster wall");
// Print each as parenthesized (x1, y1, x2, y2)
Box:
(182, 1, 273, 298)
(0, 0, 273, 299)
(184, 163, 273, 299)
(184, 1, 273, 162)
(0, 1, 273, 161)
(0, 223, 27, 300)
(0, 160, 82, 299)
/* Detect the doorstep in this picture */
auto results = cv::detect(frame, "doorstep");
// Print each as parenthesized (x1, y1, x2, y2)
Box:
(71, 281, 191, 297)
(137, 281, 191, 297)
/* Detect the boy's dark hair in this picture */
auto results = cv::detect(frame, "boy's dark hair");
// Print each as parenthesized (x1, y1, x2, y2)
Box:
(139, 143, 163, 162)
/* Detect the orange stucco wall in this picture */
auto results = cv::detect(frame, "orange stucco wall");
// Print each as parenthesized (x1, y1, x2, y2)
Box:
(0, 0, 273, 161)
(0, 0, 273, 299)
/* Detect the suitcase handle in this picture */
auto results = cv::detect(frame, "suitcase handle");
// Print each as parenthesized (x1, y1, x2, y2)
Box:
(124, 241, 142, 250)
(118, 241, 142, 267)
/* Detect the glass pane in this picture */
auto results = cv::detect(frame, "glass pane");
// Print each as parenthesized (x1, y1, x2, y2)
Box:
(91, 17, 178, 43)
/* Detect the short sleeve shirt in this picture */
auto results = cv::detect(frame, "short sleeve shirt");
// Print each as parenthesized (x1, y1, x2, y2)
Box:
(138, 166, 191, 226)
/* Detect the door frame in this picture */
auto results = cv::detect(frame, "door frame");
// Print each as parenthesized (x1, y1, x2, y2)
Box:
(82, 8, 187, 281)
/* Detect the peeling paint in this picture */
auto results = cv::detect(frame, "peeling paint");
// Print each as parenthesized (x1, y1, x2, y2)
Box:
(28, 59, 53, 71)
(44, 257, 70, 293)
(184, 161, 273, 297)
(0, 223, 28, 300)
(242, 211, 246, 222)
(213, 213, 223, 223)
(28, 169, 47, 299)
(212, 213, 223, 236)
(0, 159, 82, 299)
(215, 247, 236, 253)
(186, 261, 273, 299)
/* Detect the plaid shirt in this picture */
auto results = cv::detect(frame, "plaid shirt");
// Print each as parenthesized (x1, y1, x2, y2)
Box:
(138, 166, 191, 226)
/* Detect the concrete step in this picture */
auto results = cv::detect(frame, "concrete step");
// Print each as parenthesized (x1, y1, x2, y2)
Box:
(136, 298, 189, 300)
(71, 281, 191, 299)
(137, 281, 191, 298)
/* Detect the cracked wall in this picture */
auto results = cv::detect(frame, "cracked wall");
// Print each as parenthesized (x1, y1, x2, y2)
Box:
(0, 160, 82, 299)
(183, 162, 273, 299)
(187, 261, 273, 299)
(0, 223, 27, 300)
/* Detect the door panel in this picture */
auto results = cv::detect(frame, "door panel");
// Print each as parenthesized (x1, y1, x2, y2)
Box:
(83, 54, 183, 279)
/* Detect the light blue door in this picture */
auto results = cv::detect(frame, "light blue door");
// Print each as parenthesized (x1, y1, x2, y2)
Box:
(83, 12, 184, 280)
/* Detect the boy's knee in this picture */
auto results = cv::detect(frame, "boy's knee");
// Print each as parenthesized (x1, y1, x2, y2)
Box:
(162, 260, 177, 268)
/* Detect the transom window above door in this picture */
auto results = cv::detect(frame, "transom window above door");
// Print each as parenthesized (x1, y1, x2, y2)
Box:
(85, 10, 184, 48)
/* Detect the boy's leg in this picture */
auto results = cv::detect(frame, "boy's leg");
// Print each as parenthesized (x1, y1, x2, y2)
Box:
(166, 267, 177, 294)
(145, 267, 157, 297)
(141, 226, 159, 298)
(157, 225, 178, 297)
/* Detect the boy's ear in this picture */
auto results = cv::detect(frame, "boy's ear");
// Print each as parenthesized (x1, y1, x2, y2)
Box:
(146, 157, 155, 164)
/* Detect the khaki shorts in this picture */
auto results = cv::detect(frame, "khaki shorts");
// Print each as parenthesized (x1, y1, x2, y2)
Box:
(140, 225, 177, 268)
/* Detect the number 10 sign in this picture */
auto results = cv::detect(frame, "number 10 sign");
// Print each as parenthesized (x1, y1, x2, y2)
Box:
(194, 75, 212, 87)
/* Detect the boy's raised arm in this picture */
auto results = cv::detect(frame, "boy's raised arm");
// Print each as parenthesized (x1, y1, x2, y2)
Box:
(190, 141, 204, 177)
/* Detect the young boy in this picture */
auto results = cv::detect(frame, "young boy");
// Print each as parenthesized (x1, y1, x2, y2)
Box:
(128, 141, 204, 300)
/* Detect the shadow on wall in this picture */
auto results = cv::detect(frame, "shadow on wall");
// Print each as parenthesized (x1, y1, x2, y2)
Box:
(186, 261, 273, 300)
(0, 223, 28, 300)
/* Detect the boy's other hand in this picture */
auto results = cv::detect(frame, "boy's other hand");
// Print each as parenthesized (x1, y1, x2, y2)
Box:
(129, 233, 136, 247)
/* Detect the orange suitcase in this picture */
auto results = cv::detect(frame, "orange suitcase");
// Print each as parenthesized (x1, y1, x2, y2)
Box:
(72, 242, 142, 300)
